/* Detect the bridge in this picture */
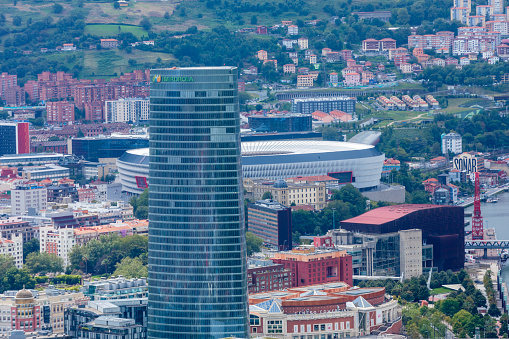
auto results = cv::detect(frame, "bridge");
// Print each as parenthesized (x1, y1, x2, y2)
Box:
(465, 240, 509, 249)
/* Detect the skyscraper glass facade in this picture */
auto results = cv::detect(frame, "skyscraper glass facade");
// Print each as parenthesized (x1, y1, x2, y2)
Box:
(147, 67, 249, 339)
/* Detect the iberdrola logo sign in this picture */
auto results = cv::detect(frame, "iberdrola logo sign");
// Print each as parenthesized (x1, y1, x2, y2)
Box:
(152, 75, 194, 82)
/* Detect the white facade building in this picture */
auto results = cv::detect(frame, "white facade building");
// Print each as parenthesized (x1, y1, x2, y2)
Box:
(288, 25, 299, 35)
(21, 164, 70, 181)
(489, 0, 503, 14)
(39, 226, 75, 267)
(442, 132, 463, 154)
(0, 234, 23, 268)
(398, 229, 422, 279)
(104, 98, 149, 123)
(11, 185, 47, 216)
(451, 7, 470, 24)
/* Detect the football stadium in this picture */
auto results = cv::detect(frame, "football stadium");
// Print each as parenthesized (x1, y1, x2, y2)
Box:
(117, 140, 384, 195)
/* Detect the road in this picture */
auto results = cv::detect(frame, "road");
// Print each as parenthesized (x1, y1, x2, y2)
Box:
(247, 90, 268, 102)
(458, 184, 508, 207)
(386, 112, 430, 126)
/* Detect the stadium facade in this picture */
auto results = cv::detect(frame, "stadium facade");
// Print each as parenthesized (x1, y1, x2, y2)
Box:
(118, 140, 384, 195)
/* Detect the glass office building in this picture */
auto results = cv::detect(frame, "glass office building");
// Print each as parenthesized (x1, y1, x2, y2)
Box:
(72, 136, 149, 162)
(148, 67, 249, 338)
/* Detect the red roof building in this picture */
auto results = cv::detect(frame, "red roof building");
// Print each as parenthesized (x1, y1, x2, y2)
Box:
(340, 204, 464, 271)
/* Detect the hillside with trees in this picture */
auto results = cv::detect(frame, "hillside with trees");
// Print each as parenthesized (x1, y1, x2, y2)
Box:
(0, 0, 457, 81)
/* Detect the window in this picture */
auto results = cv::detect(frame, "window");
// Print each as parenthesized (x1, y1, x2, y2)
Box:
(268, 320, 283, 333)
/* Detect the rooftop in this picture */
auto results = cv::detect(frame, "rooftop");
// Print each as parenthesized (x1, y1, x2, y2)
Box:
(341, 204, 451, 225)
(293, 96, 355, 103)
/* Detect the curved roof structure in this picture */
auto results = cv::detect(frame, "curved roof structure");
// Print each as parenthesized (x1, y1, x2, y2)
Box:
(242, 141, 382, 165)
(15, 288, 33, 299)
(117, 140, 384, 193)
(119, 141, 382, 165)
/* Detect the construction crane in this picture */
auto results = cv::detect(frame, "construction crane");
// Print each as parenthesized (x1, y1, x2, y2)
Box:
(471, 172, 484, 240)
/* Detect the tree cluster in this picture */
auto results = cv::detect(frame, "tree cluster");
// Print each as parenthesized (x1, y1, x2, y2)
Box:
(129, 188, 148, 219)
(68, 233, 148, 275)
(399, 269, 500, 339)
(0, 255, 35, 293)
(420, 61, 509, 89)
(24, 252, 64, 275)
(291, 184, 367, 238)
(246, 232, 263, 255)
(483, 270, 502, 317)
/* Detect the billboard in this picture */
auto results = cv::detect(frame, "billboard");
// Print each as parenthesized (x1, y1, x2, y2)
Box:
(453, 156, 478, 175)
(135, 176, 148, 189)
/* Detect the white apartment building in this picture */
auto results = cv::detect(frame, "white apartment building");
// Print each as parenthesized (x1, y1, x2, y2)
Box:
(104, 98, 149, 123)
(11, 185, 47, 216)
(0, 233, 23, 268)
(298, 37, 308, 49)
(39, 226, 75, 267)
(442, 132, 463, 154)
(451, 7, 470, 24)
(297, 75, 314, 88)
(476, 5, 493, 17)
(288, 25, 298, 35)
(454, 0, 472, 12)
(489, 0, 504, 14)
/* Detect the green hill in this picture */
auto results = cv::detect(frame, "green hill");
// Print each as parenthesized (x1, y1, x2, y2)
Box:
(0, 0, 454, 81)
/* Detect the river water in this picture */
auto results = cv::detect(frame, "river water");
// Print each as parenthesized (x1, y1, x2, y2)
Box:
(464, 191, 509, 280)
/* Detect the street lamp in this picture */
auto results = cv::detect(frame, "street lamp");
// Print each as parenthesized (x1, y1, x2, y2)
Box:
(282, 240, 288, 251)
(332, 208, 336, 230)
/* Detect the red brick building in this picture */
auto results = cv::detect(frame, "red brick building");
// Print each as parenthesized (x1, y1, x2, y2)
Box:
(272, 247, 353, 287)
(24, 81, 39, 101)
(84, 101, 104, 122)
(256, 25, 268, 34)
(5, 86, 25, 106)
(0, 73, 17, 98)
(78, 188, 95, 202)
(46, 101, 75, 125)
(340, 49, 353, 61)
(247, 264, 291, 294)
(30, 141, 68, 154)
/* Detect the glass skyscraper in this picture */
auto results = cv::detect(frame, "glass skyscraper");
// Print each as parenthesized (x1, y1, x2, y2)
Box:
(147, 67, 249, 338)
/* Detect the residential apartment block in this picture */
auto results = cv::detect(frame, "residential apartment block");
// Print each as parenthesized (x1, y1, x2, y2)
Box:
(248, 178, 327, 210)
(248, 200, 292, 250)
(361, 38, 396, 53)
(0, 234, 23, 268)
(247, 262, 291, 294)
(0, 73, 17, 99)
(104, 98, 149, 123)
(46, 101, 75, 125)
(11, 185, 47, 215)
(442, 132, 463, 154)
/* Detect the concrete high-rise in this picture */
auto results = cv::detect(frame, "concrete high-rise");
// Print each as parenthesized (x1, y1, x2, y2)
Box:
(147, 67, 249, 338)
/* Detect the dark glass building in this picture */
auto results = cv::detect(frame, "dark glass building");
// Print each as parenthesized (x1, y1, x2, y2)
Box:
(0, 122, 30, 156)
(247, 199, 292, 250)
(148, 67, 249, 338)
(340, 204, 464, 271)
(72, 136, 149, 162)
(248, 113, 312, 133)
